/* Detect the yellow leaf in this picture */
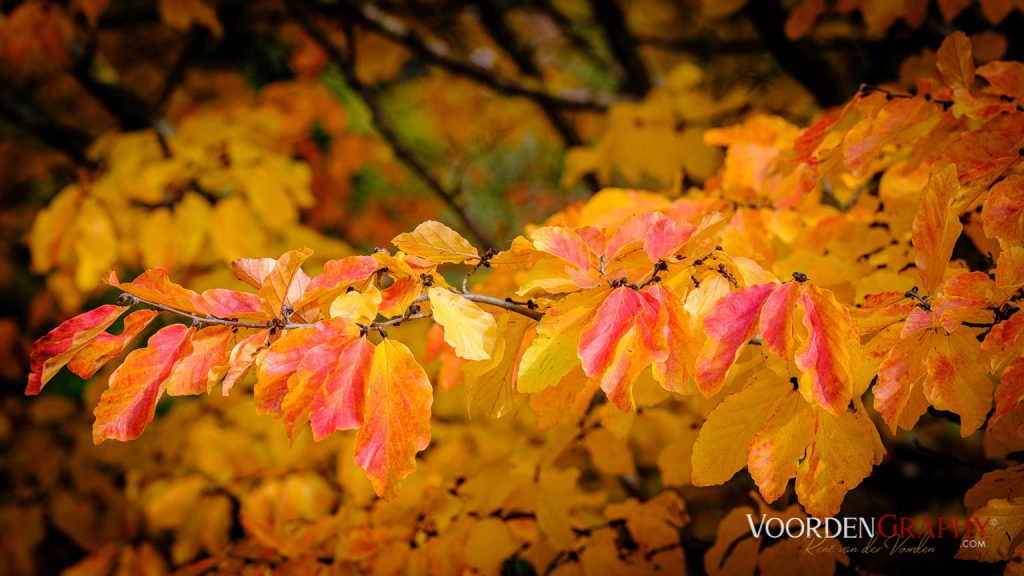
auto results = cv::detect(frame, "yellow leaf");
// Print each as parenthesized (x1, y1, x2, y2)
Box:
(428, 287, 497, 361)
(691, 375, 792, 486)
(392, 220, 479, 264)
(74, 198, 118, 291)
(330, 287, 382, 324)
(518, 288, 608, 393)
(209, 196, 267, 262)
(795, 400, 885, 517)
(465, 312, 533, 418)
(583, 427, 635, 476)
(30, 184, 81, 274)
(465, 518, 519, 574)
(537, 466, 578, 549)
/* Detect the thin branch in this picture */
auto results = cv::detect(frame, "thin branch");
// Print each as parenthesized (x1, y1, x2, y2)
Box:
(587, 0, 650, 96)
(156, 27, 208, 109)
(325, 1, 616, 111)
(289, 0, 498, 250)
(118, 294, 293, 330)
(460, 293, 544, 320)
(120, 281, 544, 337)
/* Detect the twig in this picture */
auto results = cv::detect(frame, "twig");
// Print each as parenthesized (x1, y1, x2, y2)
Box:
(288, 0, 498, 250)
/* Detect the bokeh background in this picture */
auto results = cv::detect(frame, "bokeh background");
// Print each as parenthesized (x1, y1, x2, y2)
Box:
(1, 0, 1022, 573)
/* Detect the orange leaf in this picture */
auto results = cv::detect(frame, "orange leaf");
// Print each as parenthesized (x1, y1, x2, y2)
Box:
(643, 217, 695, 262)
(937, 30, 976, 92)
(258, 248, 313, 316)
(978, 60, 1024, 100)
(309, 337, 374, 441)
(67, 309, 160, 379)
(221, 329, 269, 396)
(875, 332, 931, 433)
(530, 226, 592, 270)
(354, 338, 433, 499)
(647, 284, 699, 394)
(992, 358, 1024, 429)
(932, 272, 995, 333)
(92, 324, 193, 443)
(254, 318, 357, 416)
(912, 165, 962, 293)
(280, 334, 366, 440)
(164, 326, 234, 396)
(201, 289, 266, 320)
(106, 269, 209, 315)
(758, 281, 801, 357)
(924, 330, 993, 436)
(27, 304, 128, 395)
(793, 285, 857, 416)
(695, 283, 775, 396)
(292, 256, 379, 319)
(578, 287, 668, 411)
(982, 174, 1024, 248)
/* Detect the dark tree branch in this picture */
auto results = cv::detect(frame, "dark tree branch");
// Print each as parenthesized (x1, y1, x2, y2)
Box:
(742, 0, 850, 107)
(156, 27, 208, 109)
(323, 1, 616, 111)
(289, 0, 498, 250)
(587, 0, 650, 96)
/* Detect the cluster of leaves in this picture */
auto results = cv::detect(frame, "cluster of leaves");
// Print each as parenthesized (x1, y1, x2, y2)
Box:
(20, 31, 1024, 575)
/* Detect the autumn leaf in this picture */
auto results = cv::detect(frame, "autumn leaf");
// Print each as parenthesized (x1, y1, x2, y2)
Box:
(794, 399, 885, 517)
(256, 248, 314, 316)
(354, 338, 432, 499)
(66, 309, 160, 380)
(93, 324, 194, 443)
(578, 287, 668, 411)
(955, 497, 1024, 562)
(27, 304, 128, 395)
(695, 282, 775, 396)
(912, 165, 962, 293)
(255, 319, 358, 416)
(793, 284, 858, 416)
(518, 288, 608, 393)
(464, 312, 533, 418)
(308, 337, 374, 441)
(692, 373, 794, 487)
(530, 226, 592, 271)
(428, 287, 497, 361)
(164, 326, 233, 396)
(392, 220, 479, 264)
(937, 30, 976, 93)
(106, 269, 209, 315)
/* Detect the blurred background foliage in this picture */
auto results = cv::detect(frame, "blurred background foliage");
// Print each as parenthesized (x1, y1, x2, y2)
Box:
(2, 0, 1023, 574)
